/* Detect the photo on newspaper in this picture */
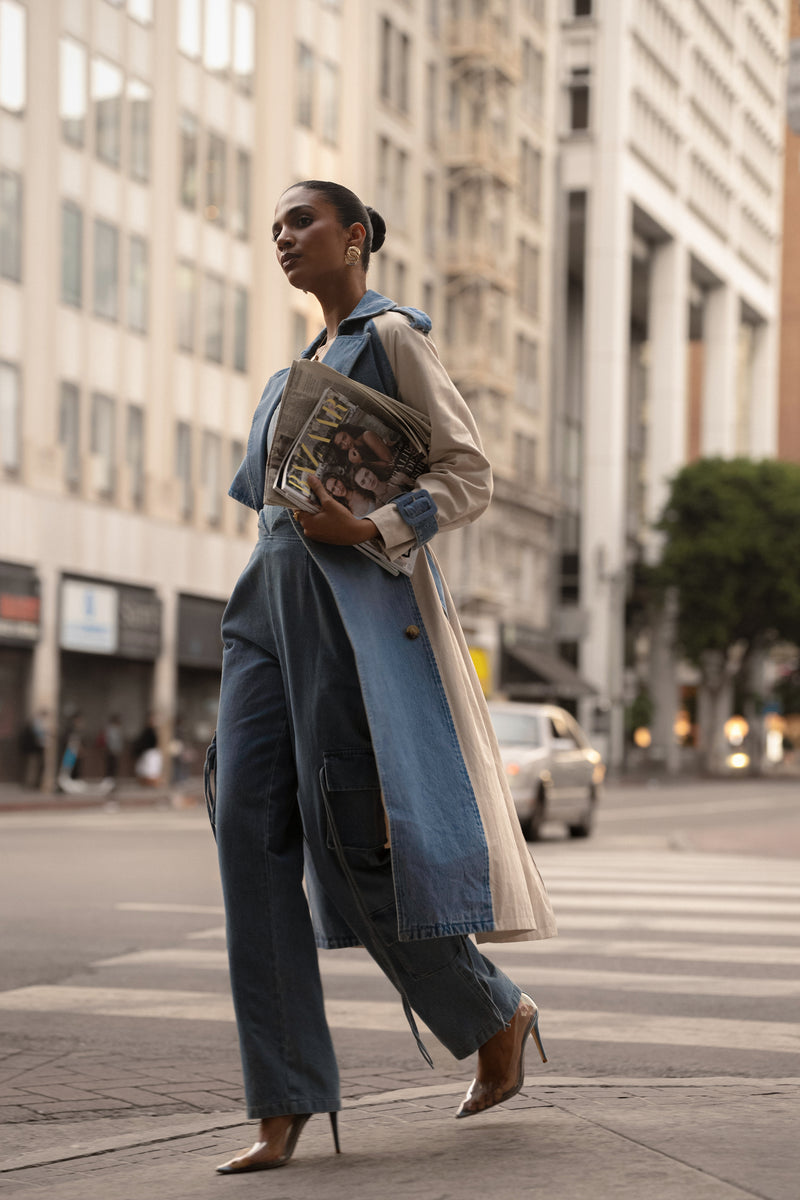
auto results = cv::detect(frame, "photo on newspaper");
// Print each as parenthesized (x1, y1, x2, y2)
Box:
(264, 360, 431, 576)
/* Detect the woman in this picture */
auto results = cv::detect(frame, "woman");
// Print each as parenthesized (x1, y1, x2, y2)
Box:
(210, 180, 556, 1175)
(321, 466, 376, 519)
(331, 422, 395, 470)
(352, 462, 415, 507)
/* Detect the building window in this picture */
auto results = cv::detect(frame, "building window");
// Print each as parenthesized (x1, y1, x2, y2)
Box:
(126, 403, 145, 506)
(296, 42, 314, 128)
(176, 420, 193, 518)
(397, 32, 410, 113)
(128, 235, 148, 333)
(92, 57, 123, 168)
(204, 0, 231, 71)
(90, 392, 116, 496)
(573, 0, 592, 16)
(60, 39, 87, 145)
(320, 61, 339, 145)
(205, 132, 226, 223)
(93, 220, 119, 320)
(516, 240, 539, 317)
(515, 334, 540, 410)
(395, 261, 407, 303)
(521, 40, 544, 119)
(379, 17, 391, 103)
(128, 79, 151, 182)
(423, 173, 436, 256)
(176, 262, 196, 351)
(201, 430, 222, 525)
(179, 112, 198, 209)
(514, 433, 538, 485)
(61, 202, 83, 307)
(426, 62, 438, 148)
(59, 382, 81, 488)
(0, 169, 21, 282)
(230, 438, 248, 531)
(377, 136, 391, 216)
(0, 361, 20, 471)
(233, 1, 255, 93)
(520, 140, 542, 219)
(569, 68, 590, 131)
(233, 148, 250, 238)
(204, 274, 225, 363)
(178, 0, 201, 57)
(233, 286, 248, 372)
(0, 0, 25, 114)
(128, 0, 154, 23)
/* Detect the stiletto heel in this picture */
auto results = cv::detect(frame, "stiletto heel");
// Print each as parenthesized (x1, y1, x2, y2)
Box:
(216, 1111, 340, 1174)
(329, 1110, 341, 1154)
(456, 993, 547, 1118)
(530, 1007, 547, 1064)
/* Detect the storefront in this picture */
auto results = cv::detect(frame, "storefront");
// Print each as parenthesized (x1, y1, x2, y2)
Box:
(176, 593, 226, 767)
(58, 576, 162, 777)
(499, 622, 596, 713)
(0, 562, 41, 782)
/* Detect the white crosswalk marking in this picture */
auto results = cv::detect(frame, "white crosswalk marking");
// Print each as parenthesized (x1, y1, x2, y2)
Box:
(3, 848, 798, 1070)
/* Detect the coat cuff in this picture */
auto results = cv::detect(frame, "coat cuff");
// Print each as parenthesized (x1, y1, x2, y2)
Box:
(391, 489, 439, 547)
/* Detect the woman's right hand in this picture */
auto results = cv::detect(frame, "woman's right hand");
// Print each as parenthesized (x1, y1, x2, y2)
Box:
(295, 477, 379, 546)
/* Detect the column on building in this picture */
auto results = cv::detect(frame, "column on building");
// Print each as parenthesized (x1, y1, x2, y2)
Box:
(645, 236, 688, 773)
(748, 318, 779, 458)
(28, 562, 59, 787)
(700, 283, 739, 457)
(152, 586, 177, 769)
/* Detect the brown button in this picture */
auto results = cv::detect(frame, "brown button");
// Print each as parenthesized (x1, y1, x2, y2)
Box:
(404, 624, 420, 640)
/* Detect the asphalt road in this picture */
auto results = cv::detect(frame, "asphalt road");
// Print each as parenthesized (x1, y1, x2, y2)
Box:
(0, 778, 798, 1197)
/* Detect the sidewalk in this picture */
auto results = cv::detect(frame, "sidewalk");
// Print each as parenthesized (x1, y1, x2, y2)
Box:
(1, 1073, 797, 1199)
(0, 780, 204, 813)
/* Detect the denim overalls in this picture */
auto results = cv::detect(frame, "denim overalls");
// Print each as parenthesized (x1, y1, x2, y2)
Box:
(213, 294, 520, 1119)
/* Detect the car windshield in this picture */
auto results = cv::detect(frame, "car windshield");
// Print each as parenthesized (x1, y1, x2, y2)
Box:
(490, 712, 542, 747)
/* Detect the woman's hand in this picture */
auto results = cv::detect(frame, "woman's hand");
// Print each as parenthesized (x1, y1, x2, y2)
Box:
(295, 476, 379, 545)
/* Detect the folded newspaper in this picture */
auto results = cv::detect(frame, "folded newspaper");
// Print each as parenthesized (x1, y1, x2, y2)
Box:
(264, 359, 432, 576)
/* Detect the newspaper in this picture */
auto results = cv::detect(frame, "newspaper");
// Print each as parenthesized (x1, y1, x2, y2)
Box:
(264, 359, 431, 576)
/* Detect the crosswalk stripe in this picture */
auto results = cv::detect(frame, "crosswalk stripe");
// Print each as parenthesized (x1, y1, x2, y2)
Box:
(544, 881, 800, 899)
(549, 895, 800, 916)
(0, 986, 797, 1054)
(93, 948, 800, 999)
(116, 902, 225, 915)
(597, 796, 798, 821)
(494, 938, 800, 966)
(549, 914, 800, 936)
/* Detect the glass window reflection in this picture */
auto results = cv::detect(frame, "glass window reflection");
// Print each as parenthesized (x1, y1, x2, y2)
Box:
(60, 39, 87, 145)
(92, 57, 123, 168)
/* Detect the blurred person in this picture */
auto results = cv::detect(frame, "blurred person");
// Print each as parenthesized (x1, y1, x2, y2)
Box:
(207, 180, 555, 1176)
(20, 709, 48, 789)
(133, 713, 162, 787)
(103, 713, 124, 782)
(58, 711, 85, 783)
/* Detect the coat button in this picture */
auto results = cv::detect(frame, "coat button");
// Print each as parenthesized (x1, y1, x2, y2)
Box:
(404, 624, 420, 640)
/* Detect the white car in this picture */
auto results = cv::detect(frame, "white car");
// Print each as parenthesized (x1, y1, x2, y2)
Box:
(488, 701, 605, 841)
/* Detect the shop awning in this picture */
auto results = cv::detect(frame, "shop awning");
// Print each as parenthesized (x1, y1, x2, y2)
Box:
(501, 643, 597, 701)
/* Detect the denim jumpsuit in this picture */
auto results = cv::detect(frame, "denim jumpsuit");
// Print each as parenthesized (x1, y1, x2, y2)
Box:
(213, 296, 521, 1120)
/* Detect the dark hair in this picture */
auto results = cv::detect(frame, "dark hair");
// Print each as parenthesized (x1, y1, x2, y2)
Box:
(289, 181, 386, 270)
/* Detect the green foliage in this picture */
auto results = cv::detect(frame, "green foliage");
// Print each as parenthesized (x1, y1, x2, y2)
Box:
(625, 687, 653, 739)
(657, 458, 800, 665)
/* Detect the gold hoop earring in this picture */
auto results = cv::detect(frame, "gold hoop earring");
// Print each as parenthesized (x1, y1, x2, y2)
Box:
(345, 246, 362, 266)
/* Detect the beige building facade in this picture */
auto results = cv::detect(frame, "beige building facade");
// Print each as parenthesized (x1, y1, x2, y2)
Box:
(0, 0, 560, 783)
(553, 0, 788, 769)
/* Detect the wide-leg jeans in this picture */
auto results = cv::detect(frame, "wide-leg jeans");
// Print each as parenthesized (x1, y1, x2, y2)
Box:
(214, 508, 521, 1119)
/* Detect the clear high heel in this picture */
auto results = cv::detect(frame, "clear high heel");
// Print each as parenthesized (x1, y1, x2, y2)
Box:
(456, 993, 546, 1118)
(215, 1111, 341, 1173)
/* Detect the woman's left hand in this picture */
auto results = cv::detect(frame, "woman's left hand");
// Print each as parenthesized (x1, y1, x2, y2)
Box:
(295, 476, 379, 545)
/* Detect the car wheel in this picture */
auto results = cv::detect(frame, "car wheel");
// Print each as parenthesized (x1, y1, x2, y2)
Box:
(520, 786, 546, 842)
(568, 786, 596, 839)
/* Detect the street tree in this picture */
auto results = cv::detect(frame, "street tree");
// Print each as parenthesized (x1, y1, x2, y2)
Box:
(656, 457, 800, 772)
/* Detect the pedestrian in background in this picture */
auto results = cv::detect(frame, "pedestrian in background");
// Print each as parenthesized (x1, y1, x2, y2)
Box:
(20, 710, 47, 790)
(207, 180, 556, 1176)
(103, 714, 124, 783)
(133, 714, 162, 787)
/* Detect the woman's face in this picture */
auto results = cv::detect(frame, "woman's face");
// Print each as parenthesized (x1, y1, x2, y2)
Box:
(354, 466, 378, 492)
(333, 430, 354, 453)
(272, 187, 357, 290)
(324, 475, 347, 498)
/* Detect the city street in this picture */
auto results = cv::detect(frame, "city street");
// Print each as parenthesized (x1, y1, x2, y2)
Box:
(0, 778, 798, 1198)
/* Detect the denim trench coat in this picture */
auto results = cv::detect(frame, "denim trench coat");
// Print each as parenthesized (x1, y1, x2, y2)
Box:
(227, 290, 557, 949)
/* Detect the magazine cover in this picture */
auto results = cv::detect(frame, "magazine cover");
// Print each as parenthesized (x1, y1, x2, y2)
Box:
(264, 360, 431, 576)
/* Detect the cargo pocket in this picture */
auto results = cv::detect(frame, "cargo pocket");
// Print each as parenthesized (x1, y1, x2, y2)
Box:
(321, 749, 387, 854)
(203, 732, 217, 839)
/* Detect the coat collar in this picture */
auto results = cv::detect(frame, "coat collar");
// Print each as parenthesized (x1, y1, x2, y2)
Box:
(303, 290, 399, 359)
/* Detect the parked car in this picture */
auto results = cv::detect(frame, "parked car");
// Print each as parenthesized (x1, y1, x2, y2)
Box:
(487, 701, 605, 841)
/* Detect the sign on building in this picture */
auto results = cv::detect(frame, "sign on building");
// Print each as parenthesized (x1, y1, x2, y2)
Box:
(60, 580, 118, 653)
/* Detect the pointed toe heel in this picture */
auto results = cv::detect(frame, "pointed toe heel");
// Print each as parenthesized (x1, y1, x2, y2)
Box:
(330, 1111, 341, 1154)
(216, 1110, 341, 1174)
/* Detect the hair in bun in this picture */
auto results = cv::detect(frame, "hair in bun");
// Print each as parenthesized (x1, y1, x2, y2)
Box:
(365, 207, 386, 254)
(286, 181, 387, 270)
